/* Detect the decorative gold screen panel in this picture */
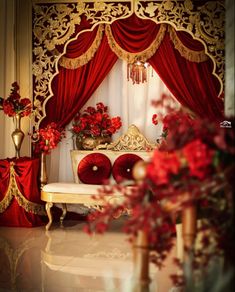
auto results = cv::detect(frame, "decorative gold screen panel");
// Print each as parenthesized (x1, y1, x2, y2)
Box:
(32, 0, 225, 130)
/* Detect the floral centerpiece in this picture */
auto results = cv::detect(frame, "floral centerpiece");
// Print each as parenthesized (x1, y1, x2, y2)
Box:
(32, 122, 65, 187)
(0, 82, 31, 117)
(83, 95, 234, 290)
(71, 102, 122, 149)
(33, 122, 65, 155)
(0, 82, 32, 158)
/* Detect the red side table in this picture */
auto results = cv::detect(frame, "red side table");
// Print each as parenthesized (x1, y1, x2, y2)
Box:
(0, 157, 46, 227)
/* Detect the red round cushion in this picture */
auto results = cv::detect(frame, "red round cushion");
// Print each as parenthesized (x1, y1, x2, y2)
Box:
(77, 153, 112, 184)
(112, 154, 143, 182)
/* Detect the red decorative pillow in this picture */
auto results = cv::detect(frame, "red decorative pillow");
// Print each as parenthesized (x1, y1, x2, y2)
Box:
(78, 153, 112, 184)
(112, 154, 143, 182)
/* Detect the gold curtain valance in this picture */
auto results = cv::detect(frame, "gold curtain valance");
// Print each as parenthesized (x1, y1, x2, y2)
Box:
(0, 163, 46, 215)
(168, 25, 208, 63)
(105, 23, 167, 64)
(58, 22, 208, 70)
(58, 24, 105, 69)
(32, 1, 224, 130)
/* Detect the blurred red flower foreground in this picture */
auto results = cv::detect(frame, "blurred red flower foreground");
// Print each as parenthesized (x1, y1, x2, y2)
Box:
(83, 96, 235, 288)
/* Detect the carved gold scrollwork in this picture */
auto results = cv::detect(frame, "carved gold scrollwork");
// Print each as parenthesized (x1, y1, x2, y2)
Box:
(32, 0, 225, 130)
(107, 124, 156, 151)
(32, 1, 132, 130)
(33, 3, 83, 127)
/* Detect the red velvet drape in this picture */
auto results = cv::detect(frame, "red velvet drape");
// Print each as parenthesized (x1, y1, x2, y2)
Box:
(42, 35, 118, 128)
(109, 15, 223, 121)
(110, 14, 161, 52)
(41, 14, 224, 128)
(63, 25, 100, 58)
(149, 33, 224, 120)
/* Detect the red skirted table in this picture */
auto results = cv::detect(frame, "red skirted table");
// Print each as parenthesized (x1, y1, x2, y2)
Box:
(0, 157, 46, 227)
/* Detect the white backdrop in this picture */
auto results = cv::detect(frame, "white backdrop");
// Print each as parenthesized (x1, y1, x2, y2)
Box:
(48, 59, 179, 183)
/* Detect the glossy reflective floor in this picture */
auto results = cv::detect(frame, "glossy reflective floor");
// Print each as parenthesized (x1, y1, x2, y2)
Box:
(0, 218, 180, 292)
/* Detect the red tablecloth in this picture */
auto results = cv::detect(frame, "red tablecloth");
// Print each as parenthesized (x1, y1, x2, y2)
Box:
(0, 157, 46, 227)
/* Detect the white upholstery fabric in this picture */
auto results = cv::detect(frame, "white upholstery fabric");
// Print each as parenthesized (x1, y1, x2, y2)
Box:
(42, 183, 101, 195)
(43, 134, 154, 215)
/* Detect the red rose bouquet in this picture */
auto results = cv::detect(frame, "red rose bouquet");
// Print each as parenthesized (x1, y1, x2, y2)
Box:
(33, 122, 65, 154)
(71, 102, 122, 141)
(0, 82, 32, 117)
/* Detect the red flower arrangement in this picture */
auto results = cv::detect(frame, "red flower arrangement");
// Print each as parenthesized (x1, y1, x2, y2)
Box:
(33, 122, 65, 154)
(84, 96, 235, 289)
(0, 82, 32, 117)
(71, 102, 122, 141)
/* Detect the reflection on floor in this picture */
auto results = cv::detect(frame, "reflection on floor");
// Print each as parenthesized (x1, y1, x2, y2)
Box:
(0, 218, 179, 292)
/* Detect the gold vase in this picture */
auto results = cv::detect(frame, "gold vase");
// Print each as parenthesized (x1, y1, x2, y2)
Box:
(82, 136, 111, 150)
(40, 152, 48, 189)
(11, 113, 25, 158)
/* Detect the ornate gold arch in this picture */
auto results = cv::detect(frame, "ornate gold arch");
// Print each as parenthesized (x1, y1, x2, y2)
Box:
(32, 0, 225, 130)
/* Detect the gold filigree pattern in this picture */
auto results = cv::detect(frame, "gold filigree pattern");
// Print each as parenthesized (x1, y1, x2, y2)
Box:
(107, 124, 156, 151)
(0, 162, 46, 215)
(105, 23, 166, 63)
(168, 25, 208, 63)
(81, 1, 132, 24)
(59, 24, 105, 69)
(32, 1, 132, 130)
(135, 0, 225, 95)
(32, 0, 225, 130)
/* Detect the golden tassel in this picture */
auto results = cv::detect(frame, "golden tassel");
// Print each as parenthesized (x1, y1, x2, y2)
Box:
(127, 62, 149, 85)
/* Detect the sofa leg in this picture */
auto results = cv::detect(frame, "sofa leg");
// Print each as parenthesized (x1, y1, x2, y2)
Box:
(45, 202, 53, 231)
(60, 203, 67, 226)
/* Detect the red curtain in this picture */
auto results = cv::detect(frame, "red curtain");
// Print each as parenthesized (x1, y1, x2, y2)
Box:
(42, 35, 118, 128)
(149, 32, 224, 120)
(41, 14, 224, 128)
(109, 14, 223, 121)
(63, 25, 100, 58)
(110, 14, 161, 52)
(55, 15, 93, 54)
(173, 29, 205, 52)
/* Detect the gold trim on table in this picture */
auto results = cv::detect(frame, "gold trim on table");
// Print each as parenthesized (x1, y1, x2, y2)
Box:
(0, 162, 46, 215)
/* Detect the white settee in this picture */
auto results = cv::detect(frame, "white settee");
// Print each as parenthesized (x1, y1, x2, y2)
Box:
(41, 125, 155, 230)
